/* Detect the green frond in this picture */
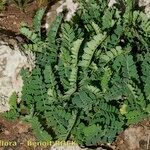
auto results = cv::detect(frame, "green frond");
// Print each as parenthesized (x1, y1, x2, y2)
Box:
(72, 91, 94, 113)
(91, 22, 102, 34)
(101, 66, 112, 92)
(125, 110, 148, 125)
(3, 92, 19, 120)
(24, 115, 52, 141)
(69, 67, 78, 86)
(45, 107, 76, 140)
(33, 8, 46, 37)
(68, 39, 83, 87)
(102, 9, 115, 30)
(21, 67, 50, 112)
(8, 92, 18, 109)
(139, 12, 150, 37)
(142, 53, 150, 100)
(100, 46, 124, 64)
(46, 14, 63, 64)
(3, 109, 20, 120)
(23, 41, 45, 52)
(44, 65, 58, 101)
(71, 38, 84, 66)
(47, 14, 63, 42)
(80, 33, 106, 68)
(20, 27, 40, 43)
(123, 80, 146, 109)
(104, 83, 123, 102)
(121, 55, 139, 81)
(86, 85, 102, 98)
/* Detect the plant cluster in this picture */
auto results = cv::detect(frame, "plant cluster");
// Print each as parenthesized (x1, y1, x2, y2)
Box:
(3, 0, 150, 147)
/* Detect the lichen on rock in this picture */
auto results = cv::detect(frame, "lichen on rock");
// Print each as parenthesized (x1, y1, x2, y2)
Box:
(0, 40, 35, 112)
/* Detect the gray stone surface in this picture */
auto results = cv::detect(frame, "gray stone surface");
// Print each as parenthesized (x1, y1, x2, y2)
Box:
(140, 0, 150, 18)
(0, 39, 35, 112)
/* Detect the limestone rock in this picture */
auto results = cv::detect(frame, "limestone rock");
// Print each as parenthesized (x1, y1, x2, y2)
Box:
(45, 0, 78, 30)
(139, 0, 150, 18)
(0, 40, 35, 112)
(138, 0, 150, 7)
(108, 0, 116, 7)
(115, 120, 150, 150)
(56, 0, 78, 21)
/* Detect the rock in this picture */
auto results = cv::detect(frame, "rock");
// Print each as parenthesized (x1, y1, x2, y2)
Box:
(50, 142, 108, 150)
(45, 0, 78, 30)
(108, 0, 116, 7)
(50, 142, 83, 150)
(0, 39, 35, 112)
(56, 0, 78, 21)
(139, 0, 150, 18)
(114, 120, 150, 150)
(138, 0, 150, 6)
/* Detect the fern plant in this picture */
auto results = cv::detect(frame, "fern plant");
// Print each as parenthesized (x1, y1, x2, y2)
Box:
(4, 0, 150, 147)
